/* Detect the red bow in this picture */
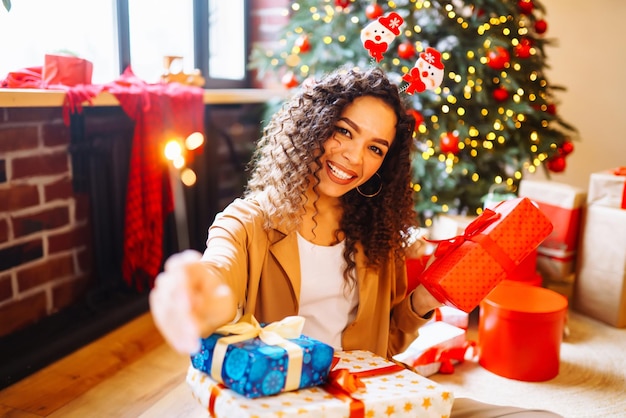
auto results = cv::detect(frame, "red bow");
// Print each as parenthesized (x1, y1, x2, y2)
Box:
(430, 208, 500, 257)
(322, 358, 406, 418)
(613, 167, 626, 176)
(402, 67, 426, 95)
(412, 341, 476, 374)
(363, 40, 389, 62)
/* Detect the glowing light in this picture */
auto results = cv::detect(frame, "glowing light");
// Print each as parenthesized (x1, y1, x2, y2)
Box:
(173, 155, 185, 169)
(185, 132, 204, 150)
(181, 168, 197, 186)
(164, 140, 183, 161)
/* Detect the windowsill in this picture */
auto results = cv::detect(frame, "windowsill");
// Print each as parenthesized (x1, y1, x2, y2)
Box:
(0, 88, 288, 108)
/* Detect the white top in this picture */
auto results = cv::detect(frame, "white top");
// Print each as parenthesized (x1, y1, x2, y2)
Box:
(296, 233, 359, 350)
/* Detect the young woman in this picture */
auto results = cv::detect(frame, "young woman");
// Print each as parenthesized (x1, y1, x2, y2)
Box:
(149, 67, 561, 418)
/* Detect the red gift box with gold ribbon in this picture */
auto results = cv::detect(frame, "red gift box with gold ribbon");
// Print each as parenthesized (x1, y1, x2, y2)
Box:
(419, 197, 553, 312)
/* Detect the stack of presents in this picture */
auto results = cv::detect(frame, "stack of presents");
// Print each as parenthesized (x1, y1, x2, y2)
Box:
(184, 168, 625, 417)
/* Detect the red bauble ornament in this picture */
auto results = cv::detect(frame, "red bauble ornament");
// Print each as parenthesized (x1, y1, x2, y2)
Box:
(560, 140, 574, 156)
(440, 132, 460, 154)
(295, 35, 311, 53)
(407, 109, 424, 132)
(547, 156, 566, 173)
(335, 0, 351, 8)
(546, 103, 557, 115)
(487, 47, 510, 70)
(397, 41, 416, 60)
(281, 72, 299, 89)
(515, 38, 532, 58)
(365, 3, 384, 19)
(518, 0, 534, 14)
(493, 87, 509, 102)
(535, 19, 548, 34)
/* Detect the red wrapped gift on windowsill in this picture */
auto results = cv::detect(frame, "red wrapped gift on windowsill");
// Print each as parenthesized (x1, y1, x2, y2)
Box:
(419, 197, 553, 312)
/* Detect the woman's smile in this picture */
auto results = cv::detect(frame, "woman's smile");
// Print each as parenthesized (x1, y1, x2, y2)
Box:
(326, 161, 357, 183)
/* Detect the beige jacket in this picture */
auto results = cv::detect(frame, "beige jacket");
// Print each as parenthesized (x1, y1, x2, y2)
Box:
(201, 197, 429, 358)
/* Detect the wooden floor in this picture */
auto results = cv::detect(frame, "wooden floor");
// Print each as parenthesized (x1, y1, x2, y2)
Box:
(0, 313, 207, 418)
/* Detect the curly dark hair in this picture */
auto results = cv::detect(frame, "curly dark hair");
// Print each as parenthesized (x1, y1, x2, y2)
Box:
(245, 67, 418, 283)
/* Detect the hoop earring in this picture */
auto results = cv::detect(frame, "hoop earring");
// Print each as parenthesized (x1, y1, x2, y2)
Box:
(356, 173, 382, 198)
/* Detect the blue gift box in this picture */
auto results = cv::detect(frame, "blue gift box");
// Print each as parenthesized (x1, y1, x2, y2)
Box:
(191, 317, 334, 398)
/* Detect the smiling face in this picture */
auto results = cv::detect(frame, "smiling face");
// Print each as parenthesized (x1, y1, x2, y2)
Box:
(360, 20, 396, 45)
(316, 95, 397, 199)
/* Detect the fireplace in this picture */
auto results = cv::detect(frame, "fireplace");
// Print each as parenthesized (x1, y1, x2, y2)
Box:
(0, 102, 265, 388)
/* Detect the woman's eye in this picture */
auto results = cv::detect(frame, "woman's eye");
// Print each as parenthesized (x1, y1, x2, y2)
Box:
(334, 126, 351, 138)
(370, 145, 384, 156)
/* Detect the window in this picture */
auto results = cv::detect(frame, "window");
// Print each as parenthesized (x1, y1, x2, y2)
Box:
(0, 0, 249, 87)
(208, 0, 247, 81)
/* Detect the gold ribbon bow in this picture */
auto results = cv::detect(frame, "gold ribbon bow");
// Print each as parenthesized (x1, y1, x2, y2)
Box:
(210, 314, 305, 392)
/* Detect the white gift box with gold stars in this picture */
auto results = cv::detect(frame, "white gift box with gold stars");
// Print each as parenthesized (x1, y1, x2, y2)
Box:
(187, 349, 454, 417)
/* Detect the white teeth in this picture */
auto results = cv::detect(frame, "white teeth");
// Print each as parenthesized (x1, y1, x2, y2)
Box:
(328, 162, 352, 180)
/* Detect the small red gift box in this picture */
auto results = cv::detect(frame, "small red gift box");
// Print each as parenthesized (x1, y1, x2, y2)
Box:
(43, 53, 93, 86)
(419, 197, 553, 312)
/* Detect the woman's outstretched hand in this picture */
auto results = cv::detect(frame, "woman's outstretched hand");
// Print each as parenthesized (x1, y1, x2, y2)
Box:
(149, 249, 237, 354)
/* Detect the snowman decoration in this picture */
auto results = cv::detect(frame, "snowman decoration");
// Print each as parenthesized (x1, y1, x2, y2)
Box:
(360, 12, 404, 62)
(402, 47, 445, 94)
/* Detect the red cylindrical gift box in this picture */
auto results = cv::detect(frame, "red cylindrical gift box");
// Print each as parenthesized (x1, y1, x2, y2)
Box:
(478, 282, 568, 381)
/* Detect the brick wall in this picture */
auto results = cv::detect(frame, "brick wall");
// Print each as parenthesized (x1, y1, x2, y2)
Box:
(0, 107, 93, 337)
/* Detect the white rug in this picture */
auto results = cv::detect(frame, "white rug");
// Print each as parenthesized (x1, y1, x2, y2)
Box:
(429, 311, 626, 417)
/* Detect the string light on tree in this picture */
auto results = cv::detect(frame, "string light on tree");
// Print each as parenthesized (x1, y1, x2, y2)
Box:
(249, 0, 577, 222)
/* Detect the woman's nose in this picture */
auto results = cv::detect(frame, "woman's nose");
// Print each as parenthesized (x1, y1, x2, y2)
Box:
(342, 141, 364, 164)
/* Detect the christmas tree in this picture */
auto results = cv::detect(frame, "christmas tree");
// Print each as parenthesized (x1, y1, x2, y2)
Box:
(249, 0, 576, 225)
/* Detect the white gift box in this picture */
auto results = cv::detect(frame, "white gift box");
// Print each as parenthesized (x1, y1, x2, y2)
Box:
(432, 306, 470, 330)
(573, 204, 626, 327)
(518, 179, 586, 260)
(187, 349, 454, 417)
(588, 168, 626, 209)
(393, 321, 468, 377)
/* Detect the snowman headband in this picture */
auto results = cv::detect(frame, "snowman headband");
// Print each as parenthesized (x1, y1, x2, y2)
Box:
(360, 12, 445, 95)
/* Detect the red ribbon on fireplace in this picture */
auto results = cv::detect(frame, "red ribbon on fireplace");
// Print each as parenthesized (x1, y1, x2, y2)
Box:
(108, 68, 204, 291)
